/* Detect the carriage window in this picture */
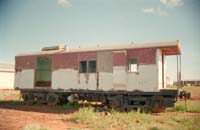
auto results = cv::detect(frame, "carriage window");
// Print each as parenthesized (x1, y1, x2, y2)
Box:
(129, 59, 138, 72)
(88, 60, 96, 73)
(79, 61, 87, 73)
(79, 60, 96, 73)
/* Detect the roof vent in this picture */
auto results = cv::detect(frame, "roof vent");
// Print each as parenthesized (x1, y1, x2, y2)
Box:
(41, 45, 65, 51)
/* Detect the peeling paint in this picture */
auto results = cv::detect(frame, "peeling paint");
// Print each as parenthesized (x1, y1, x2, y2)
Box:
(78, 72, 80, 84)
(84, 73, 90, 84)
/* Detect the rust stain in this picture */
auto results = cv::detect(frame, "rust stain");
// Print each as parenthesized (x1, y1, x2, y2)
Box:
(15, 69, 22, 73)
(84, 73, 90, 84)
(77, 72, 80, 84)
(96, 72, 99, 90)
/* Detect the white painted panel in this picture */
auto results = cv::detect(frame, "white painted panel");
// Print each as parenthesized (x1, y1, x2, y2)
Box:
(157, 49, 163, 89)
(164, 55, 166, 88)
(127, 64, 158, 92)
(52, 69, 96, 90)
(127, 72, 139, 91)
(98, 72, 113, 91)
(14, 72, 20, 88)
(113, 66, 127, 90)
(156, 49, 167, 89)
(52, 69, 78, 89)
(14, 69, 34, 89)
(79, 73, 96, 90)
(0, 72, 14, 89)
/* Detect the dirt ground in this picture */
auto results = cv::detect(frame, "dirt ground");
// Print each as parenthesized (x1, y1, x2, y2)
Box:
(0, 90, 86, 130)
(0, 103, 86, 130)
(0, 88, 200, 130)
(191, 94, 200, 100)
(1, 102, 200, 130)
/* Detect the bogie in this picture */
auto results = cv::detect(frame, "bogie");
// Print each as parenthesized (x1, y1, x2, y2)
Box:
(20, 89, 177, 112)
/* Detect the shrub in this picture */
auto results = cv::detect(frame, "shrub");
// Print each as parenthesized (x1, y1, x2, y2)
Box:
(167, 100, 200, 113)
(149, 126, 161, 130)
(174, 102, 187, 112)
(64, 106, 200, 130)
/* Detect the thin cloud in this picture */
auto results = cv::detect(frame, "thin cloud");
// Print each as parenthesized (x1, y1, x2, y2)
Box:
(57, 0, 72, 8)
(160, 0, 184, 8)
(142, 7, 168, 16)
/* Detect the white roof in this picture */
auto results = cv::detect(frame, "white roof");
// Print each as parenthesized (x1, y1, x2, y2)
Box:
(16, 40, 181, 56)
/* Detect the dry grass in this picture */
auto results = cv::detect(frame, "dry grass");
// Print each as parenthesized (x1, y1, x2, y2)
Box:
(64, 86, 200, 130)
(1, 87, 200, 130)
(176, 100, 200, 112)
(181, 86, 200, 95)
(64, 107, 200, 130)
(0, 89, 20, 100)
(166, 100, 200, 113)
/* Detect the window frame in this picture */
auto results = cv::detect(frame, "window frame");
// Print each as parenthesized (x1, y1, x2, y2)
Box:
(128, 58, 138, 73)
(79, 61, 87, 73)
(79, 60, 97, 73)
(88, 60, 96, 73)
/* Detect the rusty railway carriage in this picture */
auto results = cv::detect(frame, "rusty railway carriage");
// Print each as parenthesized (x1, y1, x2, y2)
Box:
(14, 41, 181, 111)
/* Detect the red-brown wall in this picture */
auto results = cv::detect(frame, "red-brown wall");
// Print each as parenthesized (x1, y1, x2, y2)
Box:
(15, 56, 36, 71)
(52, 53, 79, 70)
(113, 51, 127, 66)
(78, 52, 96, 61)
(127, 48, 156, 65)
(52, 52, 97, 70)
(15, 48, 157, 72)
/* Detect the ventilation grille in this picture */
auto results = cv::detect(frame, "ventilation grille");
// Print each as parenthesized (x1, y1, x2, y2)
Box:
(41, 45, 65, 51)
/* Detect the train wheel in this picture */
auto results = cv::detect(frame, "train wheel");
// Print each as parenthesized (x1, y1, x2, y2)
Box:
(36, 93, 46, 104)
(109, 95, 127, 111)
(22, 93, 35, 104)
(46, 93, 59, 106)
(151, 96, 164, 112)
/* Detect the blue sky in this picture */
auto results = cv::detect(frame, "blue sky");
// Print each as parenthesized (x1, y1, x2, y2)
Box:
(0, 0, 199, 81)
